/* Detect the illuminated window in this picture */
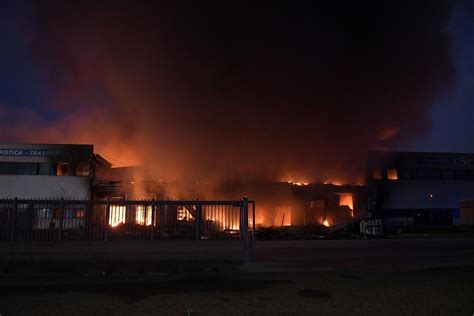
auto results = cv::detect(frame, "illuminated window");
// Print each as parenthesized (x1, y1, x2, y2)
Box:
(338, 193, 353, 210)
(57, 162, 70, 176)
(338, 193, 354, 217)
(136, 205, 153, 226)
(109, 205, 126, 227)
(75, 210, 85, 218)
(372, 169, 382, 179)
(387, 168, 398, 180)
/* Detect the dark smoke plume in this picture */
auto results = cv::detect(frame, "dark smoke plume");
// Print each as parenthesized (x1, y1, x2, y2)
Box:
(9, 0, 455, 183)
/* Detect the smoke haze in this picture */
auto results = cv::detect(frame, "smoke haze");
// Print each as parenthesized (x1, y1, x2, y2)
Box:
(2, 0, 455, 183)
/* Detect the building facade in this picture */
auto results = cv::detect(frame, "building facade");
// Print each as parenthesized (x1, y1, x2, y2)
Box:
(0, 144, 94, 199)
(367, 151, 474, 226)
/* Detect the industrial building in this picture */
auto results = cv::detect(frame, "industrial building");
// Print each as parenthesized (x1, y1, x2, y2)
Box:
(367, 151, 474, 227)
(0, 143, 367, 229)
(3, 144, 473, 232)
(0, 143, 95, 199)
(209, 181, 367, 228)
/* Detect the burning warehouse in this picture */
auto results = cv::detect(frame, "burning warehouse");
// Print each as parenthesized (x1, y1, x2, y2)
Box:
(2, 2, 474, 312)
(0, 143, 161, 201)
(215, 181, 367, 228)
(0, 144, 364, 229)
(0, 143, 149, 201)
(0, 143, 245, 240)
(5, 142, 474, 235)
(0, 143, 368, 233)
(0, 0, 459, 237)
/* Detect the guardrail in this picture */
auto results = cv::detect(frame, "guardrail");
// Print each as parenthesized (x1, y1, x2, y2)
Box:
(0, 198, 255, 262)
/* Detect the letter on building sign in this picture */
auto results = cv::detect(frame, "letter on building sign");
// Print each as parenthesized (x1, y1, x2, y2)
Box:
(454, 157, 471, 166)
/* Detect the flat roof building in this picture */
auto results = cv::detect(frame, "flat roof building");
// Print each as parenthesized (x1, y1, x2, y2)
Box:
(0, 144, 94, 199)
(367, 151, 474, 226)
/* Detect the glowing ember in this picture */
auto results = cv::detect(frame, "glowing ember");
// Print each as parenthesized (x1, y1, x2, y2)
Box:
(222, 221, 240, 231)
(287, 181, 309, 186)
(323, 180, 342, 186)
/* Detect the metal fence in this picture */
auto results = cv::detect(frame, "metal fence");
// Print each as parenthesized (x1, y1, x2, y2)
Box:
(0, 198, 255, 246)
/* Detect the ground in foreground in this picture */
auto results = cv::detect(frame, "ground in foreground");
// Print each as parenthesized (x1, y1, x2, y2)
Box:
(0, 266, 473, 315)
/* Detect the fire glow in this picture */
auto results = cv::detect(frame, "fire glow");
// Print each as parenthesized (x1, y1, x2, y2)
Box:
(107, 204, 242, 231)
(136, 205, 153, 226)
(177, 206, 194, 221)
(102, 167, 364, 230)
(109, 205, 126, 227)
(338, 193, 353, 210)
(14, 0, 454, 206)
(287, 181, 309, 186)
(338, 193, 354, 217)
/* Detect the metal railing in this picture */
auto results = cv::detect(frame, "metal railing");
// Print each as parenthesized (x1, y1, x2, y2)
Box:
(0, 198, 256, 261)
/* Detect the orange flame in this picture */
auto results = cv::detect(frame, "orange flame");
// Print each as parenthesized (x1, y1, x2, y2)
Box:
(136, 205, 153, 226)
(109, 205, 126, 227)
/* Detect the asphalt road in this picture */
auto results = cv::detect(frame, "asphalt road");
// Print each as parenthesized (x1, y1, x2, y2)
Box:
(252, 237, 474, 272)
(1, 267, 473, 315)
(1, 237, 473, 315)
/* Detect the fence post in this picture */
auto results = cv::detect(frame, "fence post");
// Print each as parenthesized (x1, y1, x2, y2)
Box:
(251, 201, 256, 261)
(9, 198, 18, 241)
(26, 202, 33, 241)
(242, 197, 249, 264)
(104, 199, 110, 242)
(151, 199, 156, 241)
(195, 200, 202, 241)
(239, 201, 243, 240)
(84, 201, 92, 240)
(57, 198, 64, 242)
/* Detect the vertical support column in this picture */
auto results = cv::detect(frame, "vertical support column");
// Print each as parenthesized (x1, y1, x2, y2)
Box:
(242, 197, 249, 264)
(57, 198, 64, 242)
(9, 198, 18, 241)
(104, 199, 110, 242)
(195, 200, 202, 241)
(151, 199, 156, 241)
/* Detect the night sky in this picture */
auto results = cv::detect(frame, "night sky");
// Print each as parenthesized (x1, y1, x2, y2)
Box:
(408, 0, 474, 152)
(0, 0, 473, 182)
